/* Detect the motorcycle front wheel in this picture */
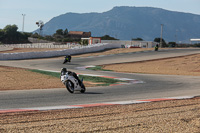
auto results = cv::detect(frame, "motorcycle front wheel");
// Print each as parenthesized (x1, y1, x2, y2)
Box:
(65, 80, 74, 93)
(80, 83, 86, 93)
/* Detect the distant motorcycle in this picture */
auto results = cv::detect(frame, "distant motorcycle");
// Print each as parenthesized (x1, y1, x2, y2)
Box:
(60, 68, 86, 93)
(155, 44, 159, 51)
(63, 55, 71, 64)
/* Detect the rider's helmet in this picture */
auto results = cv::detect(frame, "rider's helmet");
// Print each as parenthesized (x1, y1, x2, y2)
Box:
(61, 68, 67, 75)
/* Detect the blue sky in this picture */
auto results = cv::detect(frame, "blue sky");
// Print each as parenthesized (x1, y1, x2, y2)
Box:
(0, 0, 200, 32)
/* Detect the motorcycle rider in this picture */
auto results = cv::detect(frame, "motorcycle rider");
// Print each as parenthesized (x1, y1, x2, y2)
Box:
(61, 68, 83, 87)
(63, 55, 71, 64)
(155, 44, 159, 51)
(61, 68, 67, 76)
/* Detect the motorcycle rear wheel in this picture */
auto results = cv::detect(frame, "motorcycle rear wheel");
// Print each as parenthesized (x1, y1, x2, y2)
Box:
(66, 80, 74, 93)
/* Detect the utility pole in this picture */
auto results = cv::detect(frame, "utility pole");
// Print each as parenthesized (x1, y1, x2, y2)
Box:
(22, 14, 26, 33)
(160, 24, 163, 48)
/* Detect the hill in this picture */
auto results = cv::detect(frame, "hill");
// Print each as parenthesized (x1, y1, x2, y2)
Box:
(37, 6, 200, 42)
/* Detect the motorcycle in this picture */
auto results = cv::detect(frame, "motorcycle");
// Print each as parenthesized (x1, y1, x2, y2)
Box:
(155, 44, 159, 51)
(60, 68, 86, 93)
(63, 55, 71, 64)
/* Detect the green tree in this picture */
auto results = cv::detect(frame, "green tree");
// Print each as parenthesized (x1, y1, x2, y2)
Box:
(154, 37, 168, 47)
(53, 29, 64, 40)
(168, 42, 176, 47)
(32, 27, 81, 43)
(44, 35, 54, 41)
(63, 28, 68, 36)
(193, 43, 200, 47)
(4, 25, 18, 33)
(132, 38, 143, 41)
(56, 29, 64, 35)
(31, 33, 40, 38)
(100, 35, 118, 40)
(3, 25, 18, 43)
(0, 29, 5, 43)
(0, 25, 30, 44)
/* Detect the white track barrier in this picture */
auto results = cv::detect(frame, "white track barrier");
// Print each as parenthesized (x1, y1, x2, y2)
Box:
(0, 43, 121, 60)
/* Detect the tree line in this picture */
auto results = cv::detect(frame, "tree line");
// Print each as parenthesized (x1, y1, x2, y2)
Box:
(0, 25, 199, 47)
(0, 25, 31, 44)
(0, 25, 118, 44)
(33, 29, 118, 44)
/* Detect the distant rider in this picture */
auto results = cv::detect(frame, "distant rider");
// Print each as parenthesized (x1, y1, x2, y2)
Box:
(63, 55, 71, 64)
(155, 44, 159, 51)
(66, 55, 71, 62)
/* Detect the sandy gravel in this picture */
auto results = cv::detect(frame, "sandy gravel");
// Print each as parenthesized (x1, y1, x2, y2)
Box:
(0, 47, 200, 132)
(0, 97, 199, 132)
(73, 48, 155, 57)
(103, 53, 200, 76)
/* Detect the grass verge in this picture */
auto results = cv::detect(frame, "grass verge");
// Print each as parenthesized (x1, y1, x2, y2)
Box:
(29, 69, 60, 78)
(86, 66, 112, 71)
(28, 69, 124, 86)
(78, 75, 123, 86)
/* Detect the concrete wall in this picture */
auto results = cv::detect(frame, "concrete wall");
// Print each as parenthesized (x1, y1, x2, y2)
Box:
(1, 43, 73, 49)
(28, 37, 53, 43)
(101, 40, 157, 48)
(0, 43, 121, 60)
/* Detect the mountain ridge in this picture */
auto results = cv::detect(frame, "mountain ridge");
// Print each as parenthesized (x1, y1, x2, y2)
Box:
(38, 6, 200, 42)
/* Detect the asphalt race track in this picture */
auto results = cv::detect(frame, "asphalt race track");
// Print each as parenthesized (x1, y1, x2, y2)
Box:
(0, 48, 200, 109)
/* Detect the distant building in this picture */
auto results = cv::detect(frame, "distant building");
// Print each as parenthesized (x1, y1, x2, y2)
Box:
(89, 37, 101, 44)
(68, 31, 91, 39)
(190, 39, 200, 44)
(81, 37, 101, 45)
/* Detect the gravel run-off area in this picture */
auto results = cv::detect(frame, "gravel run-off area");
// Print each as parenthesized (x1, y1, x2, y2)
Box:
(0, 97, 199, 133)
